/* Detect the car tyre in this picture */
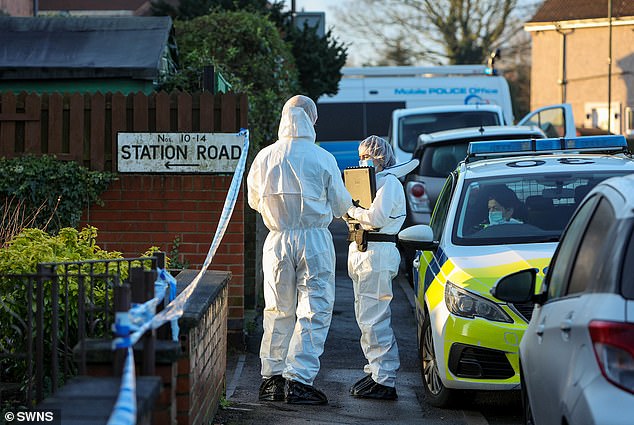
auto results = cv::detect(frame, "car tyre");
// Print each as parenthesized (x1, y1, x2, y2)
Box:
(520, 365, 535, 425)
(420, 312, 455, 407)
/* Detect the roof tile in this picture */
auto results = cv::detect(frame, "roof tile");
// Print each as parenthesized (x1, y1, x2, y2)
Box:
(528, 0, 634, 23)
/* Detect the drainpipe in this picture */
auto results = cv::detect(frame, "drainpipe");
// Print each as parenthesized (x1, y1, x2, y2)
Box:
(291, 0, 296, 26)
(33, 0, 38, 16)
(608, 0, 612, 133)
(555, 25, 573, 103)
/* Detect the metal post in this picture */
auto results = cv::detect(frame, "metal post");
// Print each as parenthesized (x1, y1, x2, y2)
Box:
(142, 270, 157, 376)
(154, 252, 170, 340)
(113, 281, 131, 376)
(35, 271, 44, 403)
(202, 66, 215, 93)
(291, 0, 296, 25)
(77, 276, 86, 375)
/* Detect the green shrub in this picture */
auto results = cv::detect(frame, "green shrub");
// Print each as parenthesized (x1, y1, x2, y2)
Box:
(0, 226, 128, 405)
(0, 155, 116, 239)
(168, 11, 299, 151)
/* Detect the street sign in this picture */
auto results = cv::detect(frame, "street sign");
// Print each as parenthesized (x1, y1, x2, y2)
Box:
(117, 132, 243, 173)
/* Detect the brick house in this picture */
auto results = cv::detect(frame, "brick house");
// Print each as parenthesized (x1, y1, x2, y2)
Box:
(524, 0, 634, 137)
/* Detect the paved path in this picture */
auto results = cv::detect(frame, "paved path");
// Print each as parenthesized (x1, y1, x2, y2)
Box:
(214, 220, 475, 425)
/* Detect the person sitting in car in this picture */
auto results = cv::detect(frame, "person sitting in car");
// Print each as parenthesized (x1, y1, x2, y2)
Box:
(486, 186, 523, 226)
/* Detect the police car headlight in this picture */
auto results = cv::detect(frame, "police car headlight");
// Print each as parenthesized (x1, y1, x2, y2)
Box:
(445, 281, 512, 323)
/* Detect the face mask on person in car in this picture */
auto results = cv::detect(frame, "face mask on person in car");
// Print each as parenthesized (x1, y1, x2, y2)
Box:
(359, 159, 374, 167)
(488, 211, 504, 225)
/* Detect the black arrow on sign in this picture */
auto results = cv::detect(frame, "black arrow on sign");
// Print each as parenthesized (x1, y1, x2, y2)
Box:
(165, 162, 201, 169)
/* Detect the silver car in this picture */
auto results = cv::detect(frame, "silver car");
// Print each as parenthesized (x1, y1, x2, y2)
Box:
(492, 173, 634, 425)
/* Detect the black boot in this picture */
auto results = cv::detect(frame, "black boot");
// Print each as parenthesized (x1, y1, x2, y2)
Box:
(258, 375, 286, 402)
(285, 379, 328, 405)
(350, 374, 374, 394)
(350, 376, 398, 400)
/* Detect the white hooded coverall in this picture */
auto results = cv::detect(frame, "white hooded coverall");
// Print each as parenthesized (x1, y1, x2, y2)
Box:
(247, 95, 352, 386)
(347, 166, 405, 388)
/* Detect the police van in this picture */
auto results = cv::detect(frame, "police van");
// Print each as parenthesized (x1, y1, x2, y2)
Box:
(316, 65, 513, 168)
(316, 66, 577, 167)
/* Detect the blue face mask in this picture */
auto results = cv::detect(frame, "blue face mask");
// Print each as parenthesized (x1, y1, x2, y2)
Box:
(488, 211, 504, 225)
(359, 159, 374, 167)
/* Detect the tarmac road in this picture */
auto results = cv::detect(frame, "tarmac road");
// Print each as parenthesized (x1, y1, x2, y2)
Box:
(214, 219, 522, 425)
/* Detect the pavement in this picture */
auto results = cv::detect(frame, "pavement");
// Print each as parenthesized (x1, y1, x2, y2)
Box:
(212, 220, 482, 425)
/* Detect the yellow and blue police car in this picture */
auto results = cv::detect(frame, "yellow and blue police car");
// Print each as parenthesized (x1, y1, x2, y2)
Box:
(398, 135, 634, 407)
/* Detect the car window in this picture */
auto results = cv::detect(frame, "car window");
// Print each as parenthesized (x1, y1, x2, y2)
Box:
(430, 173, 455, 240)
(423, 143, 468, 177)
(452, 170, 630, 247)
(547, 195, 600, 300)
(417, 133, 545, 178)
(398, 111, 500, 153)
(620, 224, 634, 299)
(521, 107, 567, 138)
(566, 197, 615, 295)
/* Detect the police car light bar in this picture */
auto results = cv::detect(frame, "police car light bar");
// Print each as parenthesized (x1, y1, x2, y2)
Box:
(467, 135, 629, 161)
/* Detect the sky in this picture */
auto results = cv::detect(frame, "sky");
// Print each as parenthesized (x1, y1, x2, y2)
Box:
(284, 0, 543, 66)
(283, 0, 361, 65)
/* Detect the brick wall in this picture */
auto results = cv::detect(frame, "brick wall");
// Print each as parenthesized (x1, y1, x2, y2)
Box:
(177, 284, 228, 425)
(80, 174, 244, 340)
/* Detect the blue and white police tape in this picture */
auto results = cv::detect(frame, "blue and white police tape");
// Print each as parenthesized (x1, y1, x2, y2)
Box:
(106, 347, 137, 425)
(157, 267, 179, 341)
(113, 129, 249, 349)
(112, 267, 178, 348)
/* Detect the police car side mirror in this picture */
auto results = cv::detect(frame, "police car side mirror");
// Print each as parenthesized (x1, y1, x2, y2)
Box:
(490, 268, 537, 304)
(398, 225, 439, 251)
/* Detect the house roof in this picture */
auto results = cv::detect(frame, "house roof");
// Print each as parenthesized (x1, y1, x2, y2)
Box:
(0, 16, 174, 80)
(38, 0, 150, 12)
(528, 0, 634, 23)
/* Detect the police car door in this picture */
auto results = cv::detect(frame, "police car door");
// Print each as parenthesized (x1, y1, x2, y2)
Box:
(517, 103, 576, 138)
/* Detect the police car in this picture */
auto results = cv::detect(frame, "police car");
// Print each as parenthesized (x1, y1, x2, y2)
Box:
(398, 135, 634, 407)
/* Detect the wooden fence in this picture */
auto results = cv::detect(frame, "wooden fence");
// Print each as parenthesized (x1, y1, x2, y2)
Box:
(0, 91, 249, 172)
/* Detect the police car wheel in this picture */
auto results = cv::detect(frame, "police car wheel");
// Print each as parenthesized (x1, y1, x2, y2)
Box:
(420, 313, 455, 407)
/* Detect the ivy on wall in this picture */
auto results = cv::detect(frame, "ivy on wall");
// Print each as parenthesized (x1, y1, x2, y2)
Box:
(0, 155, 116, 239)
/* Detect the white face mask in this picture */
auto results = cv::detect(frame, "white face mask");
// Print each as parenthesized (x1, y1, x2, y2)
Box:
(359, 159, 374, 167)
(489, 211, 504, 225)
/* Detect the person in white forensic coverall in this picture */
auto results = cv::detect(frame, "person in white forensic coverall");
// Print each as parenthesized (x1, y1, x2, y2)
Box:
(346, 135, 404, 400)
(246, 95, 352, 405)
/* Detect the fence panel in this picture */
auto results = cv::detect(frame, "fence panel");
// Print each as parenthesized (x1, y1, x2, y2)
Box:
(90, 92, 106, 171)
(48, 93, 64, 156)
(0, 91, 248, 172)
(24, 93, 41, 153)
(0, 92, 17, 156)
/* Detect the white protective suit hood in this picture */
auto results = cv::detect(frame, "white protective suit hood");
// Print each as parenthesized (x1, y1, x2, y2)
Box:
(278, 95, 317, 142)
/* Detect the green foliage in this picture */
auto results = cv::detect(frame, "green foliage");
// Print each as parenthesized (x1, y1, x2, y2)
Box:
(0, 226, 126, 404)
(285, 23, 347, 100)
(168, 11, 299, 149)
(0, 226, 122, 274)
(168, 236, 190, 270)
(0, 155, 116, 236)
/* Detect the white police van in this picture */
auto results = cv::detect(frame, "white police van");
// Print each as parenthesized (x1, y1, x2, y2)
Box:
(316, 65, 513, 169)
(316, 66, 576, 167)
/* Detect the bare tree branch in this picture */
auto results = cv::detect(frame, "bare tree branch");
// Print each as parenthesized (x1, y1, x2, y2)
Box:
(335, 0, 528, 66)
